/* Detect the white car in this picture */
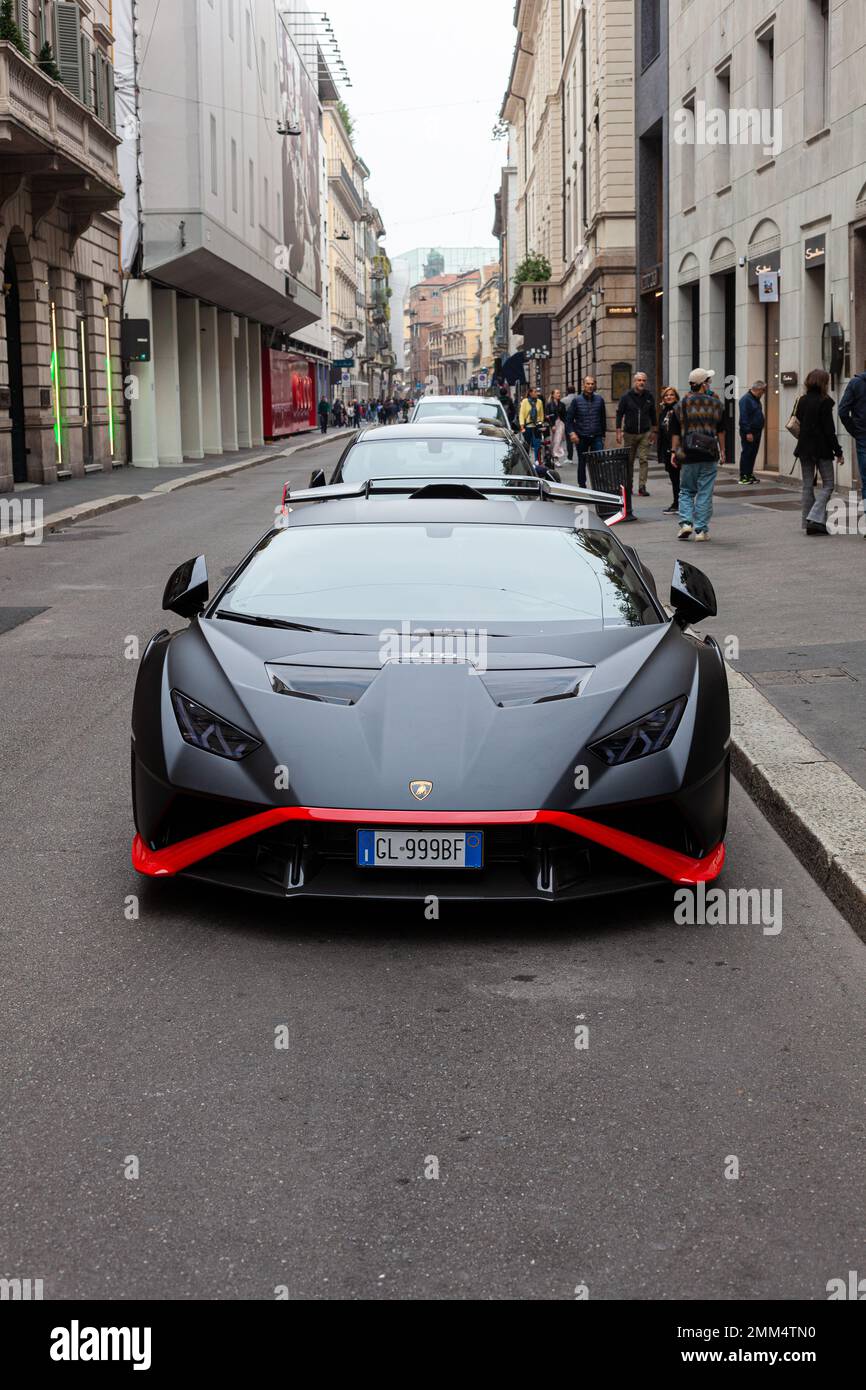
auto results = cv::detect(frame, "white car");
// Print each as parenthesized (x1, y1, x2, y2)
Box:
(410, 395, 512, 431)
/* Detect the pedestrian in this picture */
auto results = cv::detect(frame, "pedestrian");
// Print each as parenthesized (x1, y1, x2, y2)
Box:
(615, 371, 657, 500)
(352, 400, 361, 428)
(657, 386, 682, 514)
(500, 388, 516, 428)
(738, 381, 766, 484)
(562, 383, 577, 461)
(794, 368, 844, 536)
(546, 388, 567, 463)
(567, 376, 608, 489)
(838, 366, 866, 529)
(670, 368, 726, 542)
(318, 396, 330, 434)
(518, 386, 545, 464)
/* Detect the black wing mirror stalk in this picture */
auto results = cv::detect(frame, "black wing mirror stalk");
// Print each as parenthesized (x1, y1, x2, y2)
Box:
(670, 559, 717, 629)
(309, 469, 326, 489)
(163, 555, 209, 619)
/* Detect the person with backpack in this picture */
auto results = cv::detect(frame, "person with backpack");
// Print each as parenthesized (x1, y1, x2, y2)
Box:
(670, 368, 726, 542)
(794, 369, 844, 535)
(518, 387, 545, 464)
(838, 368, 866, 527)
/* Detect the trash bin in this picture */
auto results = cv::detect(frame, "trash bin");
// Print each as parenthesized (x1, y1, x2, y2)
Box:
(586, 448, 632, 520)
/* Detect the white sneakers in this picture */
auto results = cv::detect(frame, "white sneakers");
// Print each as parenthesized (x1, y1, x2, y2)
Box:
(693, 531, 709, 542)
(678, 524, 693, 540)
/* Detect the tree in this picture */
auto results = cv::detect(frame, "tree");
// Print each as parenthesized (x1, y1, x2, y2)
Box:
(0, 0, 29, 56)
(336, 100, 354, 141)
(514, 252, 552, 285)
(37, 41, 62, 81)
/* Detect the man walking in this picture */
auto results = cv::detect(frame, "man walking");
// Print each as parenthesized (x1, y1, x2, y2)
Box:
(671, 368, 727, 542)
(519, 386, 545, 464)
(318, 396, 331, 435)
(839, 368, 866, 525)
(566, 376, 608, 488)
(738, 381, 766, 484)
(562, 383, 578, 462)
(616, 371, 657, 500)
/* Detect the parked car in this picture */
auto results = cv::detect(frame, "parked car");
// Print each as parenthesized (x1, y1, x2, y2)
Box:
(409, 395, 512, 430)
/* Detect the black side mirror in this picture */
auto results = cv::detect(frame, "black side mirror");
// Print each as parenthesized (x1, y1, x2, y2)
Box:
(309, 469, 326, 489)
(671, 559, 717, 629)
(163, 555, 209, 618)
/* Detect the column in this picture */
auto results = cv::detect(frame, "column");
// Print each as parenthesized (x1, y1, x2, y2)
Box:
(126, 278, 159, 468)
(234, 314, 251, 449)
(177, 296, 204, 460)
(218, 311, 238, 452)
(199, 304, 222, 454)
(248, 321, 264, 446)
(152, 286, 183, 464)
(84, 278, 111, 470)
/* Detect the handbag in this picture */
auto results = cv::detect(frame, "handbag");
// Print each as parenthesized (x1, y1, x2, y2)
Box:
(785, 395, 802, 440)
(683, 431, 720, 462)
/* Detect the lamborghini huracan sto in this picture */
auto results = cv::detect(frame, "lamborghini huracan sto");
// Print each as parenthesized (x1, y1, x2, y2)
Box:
(131, 476, 730, 904)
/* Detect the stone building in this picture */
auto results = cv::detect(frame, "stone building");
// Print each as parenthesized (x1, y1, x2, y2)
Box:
(0, 0, 123, 491)
(440, 269, 482, 393)
(501, 0, 636, 412)
(668, 0, 866, 485)
(406, 273, 458, 391)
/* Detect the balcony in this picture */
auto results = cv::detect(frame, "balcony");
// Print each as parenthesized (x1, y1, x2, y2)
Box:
(510, 280, 561, 335)
(327, 159, 365, 218)
(0, 42, 122, 237)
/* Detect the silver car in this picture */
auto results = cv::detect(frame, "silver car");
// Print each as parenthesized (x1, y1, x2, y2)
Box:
(410, 395, 512, 431)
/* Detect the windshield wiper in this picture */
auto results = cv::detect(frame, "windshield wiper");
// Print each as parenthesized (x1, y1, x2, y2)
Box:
(216, 611, 367, 637)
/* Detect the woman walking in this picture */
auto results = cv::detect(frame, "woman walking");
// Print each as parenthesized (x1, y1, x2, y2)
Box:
(546, 388, 567, 464)
(658, 386, 681, 514)
(794, 369, 844, 535)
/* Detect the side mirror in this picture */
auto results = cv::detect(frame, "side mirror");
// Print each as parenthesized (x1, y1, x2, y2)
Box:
(671, 559, 717, 629)
(163, 555, 209, 619)
(309, 469, 326, 489)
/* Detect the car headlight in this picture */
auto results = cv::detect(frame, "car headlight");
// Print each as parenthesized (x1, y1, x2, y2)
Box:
(171, 690, 261, 760)
(588, 697, 687, 767)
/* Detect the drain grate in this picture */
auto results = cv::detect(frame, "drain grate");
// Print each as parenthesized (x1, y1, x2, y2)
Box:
(0, 606, 49, 636)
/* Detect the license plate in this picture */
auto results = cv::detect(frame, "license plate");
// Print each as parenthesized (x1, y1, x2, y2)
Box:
(357, 830, 483, 869)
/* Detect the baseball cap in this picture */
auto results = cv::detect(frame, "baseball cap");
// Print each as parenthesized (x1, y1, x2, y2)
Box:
(689, 368, 715, 387)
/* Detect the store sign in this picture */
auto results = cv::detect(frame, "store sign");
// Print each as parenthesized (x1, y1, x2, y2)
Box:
(758, 271, 779, 303)
(781, 371, 798, 387)
(804, 235, 826, 268)
(748, 250, 781, 286)
(640, 265, 662, 294)
(606, 305, 636, 317)
(333, 358, 355, 369)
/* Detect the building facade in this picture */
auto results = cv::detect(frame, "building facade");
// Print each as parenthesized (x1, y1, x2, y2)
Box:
(389, 245, 498, 369)
(324, 101, 367, 400)
(668, 0, 866, 485)
(477, 264, 502, 385)
(440, 269, 482, 393)
(502, 0, 636, 412)
(635, 0, 669, 403)
(1, 0, 124, 491)
(406, 273, 457, 391)
(361, 201, 395, 400)
(492, 133, 520, 362)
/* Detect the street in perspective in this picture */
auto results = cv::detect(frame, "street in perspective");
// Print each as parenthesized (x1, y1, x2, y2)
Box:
(1, 0, 866, 1345)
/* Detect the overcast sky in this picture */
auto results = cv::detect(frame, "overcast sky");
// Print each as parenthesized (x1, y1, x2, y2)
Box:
(320, 0, 516, 258)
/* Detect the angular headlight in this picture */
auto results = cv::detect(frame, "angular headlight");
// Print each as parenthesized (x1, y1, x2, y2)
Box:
(171, 690, 261, 760)
(588, 697, 686, 767)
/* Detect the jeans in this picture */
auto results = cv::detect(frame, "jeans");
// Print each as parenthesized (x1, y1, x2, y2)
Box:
(800, 457, 836, 526)
(524, 428, 542, 462)
(319, 417, 328, 434)
(624, 431, 653, 492)
(576, 435, 605, 488)
(663, 455, 680, 506)
(856, 437, 866, 505)
(739, 432, 762, 480)
(679, 460, 719, 533)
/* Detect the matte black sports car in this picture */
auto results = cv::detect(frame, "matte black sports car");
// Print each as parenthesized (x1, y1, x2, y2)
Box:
(132, 477, 730, 903)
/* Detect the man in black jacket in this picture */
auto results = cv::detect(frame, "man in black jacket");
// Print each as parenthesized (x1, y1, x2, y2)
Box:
(839, 370, 866, 524)
(616, 372, 657, 499)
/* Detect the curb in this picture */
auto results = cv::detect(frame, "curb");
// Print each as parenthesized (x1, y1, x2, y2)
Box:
(0, 430, 354, 547)
(726, 664, 866, 941)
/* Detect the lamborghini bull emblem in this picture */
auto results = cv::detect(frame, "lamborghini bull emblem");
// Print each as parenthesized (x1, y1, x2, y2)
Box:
(410, 780, 434, 801)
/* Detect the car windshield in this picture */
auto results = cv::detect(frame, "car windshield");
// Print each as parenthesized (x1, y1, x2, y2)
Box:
(340, 437, 532, 482)
(414, 400, 503, 423)
(218, 525, 659, 630)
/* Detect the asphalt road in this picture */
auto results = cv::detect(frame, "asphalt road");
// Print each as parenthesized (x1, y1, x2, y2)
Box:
(2, 435, 865, 1301)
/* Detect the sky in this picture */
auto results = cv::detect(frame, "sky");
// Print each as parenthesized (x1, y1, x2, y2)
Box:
(319, 0, 516, 258)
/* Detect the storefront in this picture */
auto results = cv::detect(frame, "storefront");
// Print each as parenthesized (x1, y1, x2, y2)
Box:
(262, 349, 317, 440)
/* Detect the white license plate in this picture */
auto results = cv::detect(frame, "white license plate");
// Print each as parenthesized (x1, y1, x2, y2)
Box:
(357, 830, 483, 869)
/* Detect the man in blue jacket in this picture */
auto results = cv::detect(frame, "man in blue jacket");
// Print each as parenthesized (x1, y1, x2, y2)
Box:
(566, 376, 608, 488)
(738, 381, 766, 484)
(839, 371, 866, 521)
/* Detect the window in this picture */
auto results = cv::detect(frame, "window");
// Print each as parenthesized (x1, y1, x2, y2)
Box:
(263, 176, 269, 226)
(681, 92, 696, 209)
(231, 138, 238, 212)
(245, 10, 252, 68)
(756, 27, 775, 160)
(228, 0, 234, 39)
(210, 114, 218, 194)
(248, 159, 255, 225)
(806, 0, 831, 133)
(715, 64, 731, 189)
(641, 0, 661, 70)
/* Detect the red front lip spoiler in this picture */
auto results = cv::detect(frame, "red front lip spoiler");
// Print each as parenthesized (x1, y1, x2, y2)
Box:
(132, 807, 725, 885)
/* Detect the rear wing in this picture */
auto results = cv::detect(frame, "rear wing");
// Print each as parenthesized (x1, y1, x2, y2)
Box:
(277, 476, 628, 525)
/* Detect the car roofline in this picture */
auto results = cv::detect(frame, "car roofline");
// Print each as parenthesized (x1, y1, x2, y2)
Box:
(278, 475, 627, 520)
